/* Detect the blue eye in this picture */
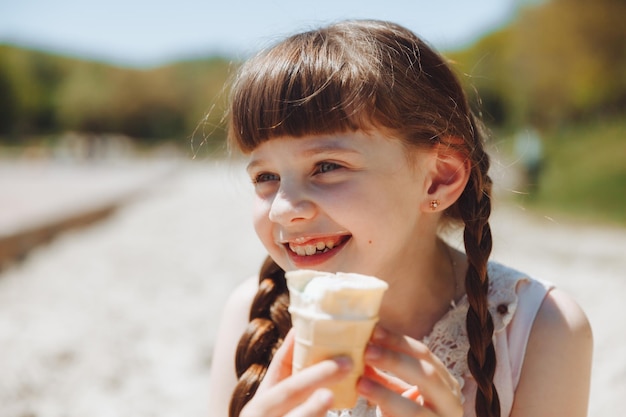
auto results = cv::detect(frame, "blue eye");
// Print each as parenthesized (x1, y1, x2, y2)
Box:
(253, 172, 279, 184)
(316, 162, 341, 174)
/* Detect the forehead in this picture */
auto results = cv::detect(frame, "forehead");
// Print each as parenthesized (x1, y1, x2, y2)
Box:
(245, 131, 419, 171)
(246, 134, 363, 168)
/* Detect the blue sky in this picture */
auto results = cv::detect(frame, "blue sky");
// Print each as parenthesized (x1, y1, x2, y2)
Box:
(0, 0, 519, 67)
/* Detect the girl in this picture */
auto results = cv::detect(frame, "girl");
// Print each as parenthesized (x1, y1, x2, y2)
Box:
(209, 20, 592, 417)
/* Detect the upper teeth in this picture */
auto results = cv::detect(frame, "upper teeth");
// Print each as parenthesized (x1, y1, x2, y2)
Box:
(289, 240, 335, 256)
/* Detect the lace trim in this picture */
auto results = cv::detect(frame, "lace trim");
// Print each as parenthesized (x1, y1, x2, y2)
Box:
(327, 262, 527, 417)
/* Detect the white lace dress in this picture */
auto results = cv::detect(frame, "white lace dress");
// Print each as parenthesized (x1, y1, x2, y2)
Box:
(327, 262, 553, 417)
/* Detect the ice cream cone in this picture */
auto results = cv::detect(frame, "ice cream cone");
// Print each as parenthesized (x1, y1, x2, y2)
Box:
(286, 270, 388, 409)
(290, 310, 378, 408)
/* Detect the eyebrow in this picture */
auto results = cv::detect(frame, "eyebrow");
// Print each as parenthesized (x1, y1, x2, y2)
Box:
(246, 142, 361, 172)
(302, 143, 361, 158)
(246, 159, 264, 173)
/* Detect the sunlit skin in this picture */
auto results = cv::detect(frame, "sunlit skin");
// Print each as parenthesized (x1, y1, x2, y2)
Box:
(247, 130, 472, 342)
(248, 131, 436, 284)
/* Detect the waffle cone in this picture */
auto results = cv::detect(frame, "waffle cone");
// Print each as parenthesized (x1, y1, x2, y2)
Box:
(285, 270, 388, 409)
(290, 309, 378, 409)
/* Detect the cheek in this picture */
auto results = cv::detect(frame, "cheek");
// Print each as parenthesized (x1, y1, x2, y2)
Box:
(252, 199, 271, 242)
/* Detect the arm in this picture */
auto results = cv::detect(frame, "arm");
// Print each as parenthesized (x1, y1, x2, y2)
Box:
(208, 276, 259, 417)
(510, 288, 593, 417)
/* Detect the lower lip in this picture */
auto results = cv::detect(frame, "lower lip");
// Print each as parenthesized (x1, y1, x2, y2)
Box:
(286, 239, 349, 268)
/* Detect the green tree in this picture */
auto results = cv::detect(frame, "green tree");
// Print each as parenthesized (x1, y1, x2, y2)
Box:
(449, 0, 626, 129)
(55, 62, 117, 132)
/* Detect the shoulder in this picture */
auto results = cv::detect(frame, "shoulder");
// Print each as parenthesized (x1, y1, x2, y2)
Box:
(208, 276, 259, 416)
(531, 287, 593, 358)
(487, 261, 591, 343)
(536, 288, 592, 335)
(511, 287, 592, 416)
(487, 262, 593, 416)
(486, 262, 550, 334)
(226, 276, 260, 314)
(213, 275, 259, 349)
(488, 262, 592, 369)
(215, 275, 259, 338)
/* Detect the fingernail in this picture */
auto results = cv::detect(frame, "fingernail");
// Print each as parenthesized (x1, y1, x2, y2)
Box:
(357, 377, 374, 395)
(315, 388, 333, 405)
(334, 356, 352, 370)
(372, 326, 387, 341)
(364, 344, 382, 360)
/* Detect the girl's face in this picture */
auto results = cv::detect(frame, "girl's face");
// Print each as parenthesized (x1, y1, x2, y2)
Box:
(246, 131, 437, 280)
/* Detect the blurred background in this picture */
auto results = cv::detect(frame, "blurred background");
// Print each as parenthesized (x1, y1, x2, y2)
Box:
(0, 0, 624, 416)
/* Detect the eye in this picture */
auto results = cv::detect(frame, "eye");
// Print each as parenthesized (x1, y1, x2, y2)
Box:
(252, 172, 279, 184)
(315, 161, 342, 174)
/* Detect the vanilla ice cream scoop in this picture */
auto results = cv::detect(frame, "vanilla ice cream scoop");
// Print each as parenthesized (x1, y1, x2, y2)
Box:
(287, 270, 388, 319)
(285, 270, 388, 409)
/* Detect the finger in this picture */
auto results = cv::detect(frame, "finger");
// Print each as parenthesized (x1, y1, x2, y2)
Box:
(357, 377, 437, 417)
(365, 343, 461, 416)
(365, 341, 461, 415)
(365, 366, 458, 416)
(362, 368, 428, 409)
(283, 388, 334, 417)
(370, 326, 459, 390)
(402, 385, 424, 404)
(371, 326, 454, 387)
(249, 356, 352, 416)
(363, 365, 412, 395)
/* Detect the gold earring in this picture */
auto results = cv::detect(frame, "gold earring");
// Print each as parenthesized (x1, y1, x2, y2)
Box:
(430, 199, 440, 210)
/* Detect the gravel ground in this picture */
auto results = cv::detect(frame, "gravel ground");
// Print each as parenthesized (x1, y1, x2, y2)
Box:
(0, 160, 623, 417)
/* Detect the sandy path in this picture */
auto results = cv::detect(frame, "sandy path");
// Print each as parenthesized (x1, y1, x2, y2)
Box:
(0, 161, 623, 417)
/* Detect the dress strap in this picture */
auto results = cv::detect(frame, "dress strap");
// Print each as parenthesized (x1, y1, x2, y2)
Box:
(507, 277, 554, 386)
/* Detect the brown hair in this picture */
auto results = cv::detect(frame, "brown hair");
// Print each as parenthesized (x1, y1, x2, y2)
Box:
(227, 20, 499, 417)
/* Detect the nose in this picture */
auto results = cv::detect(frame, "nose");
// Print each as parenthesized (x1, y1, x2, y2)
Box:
(268, 186, 316, 225)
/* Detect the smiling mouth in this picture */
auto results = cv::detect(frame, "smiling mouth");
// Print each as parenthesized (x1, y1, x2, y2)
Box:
(285, 235, 351, 257)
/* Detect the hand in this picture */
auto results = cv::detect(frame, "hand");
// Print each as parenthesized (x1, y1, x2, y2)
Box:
(357, 326, 462, 417)
(240, 330, 353, 417)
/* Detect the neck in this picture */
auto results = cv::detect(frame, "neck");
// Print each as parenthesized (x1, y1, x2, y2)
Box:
(378, 238, 462, 340)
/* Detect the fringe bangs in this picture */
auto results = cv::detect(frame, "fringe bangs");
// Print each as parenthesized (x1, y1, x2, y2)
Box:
(226, 19, 474, 156)
(227, 28, 381, 153)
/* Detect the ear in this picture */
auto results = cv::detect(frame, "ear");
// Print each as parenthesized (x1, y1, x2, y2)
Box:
(421, 142, 470, 213)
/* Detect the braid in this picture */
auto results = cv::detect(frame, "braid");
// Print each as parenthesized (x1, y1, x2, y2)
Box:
(458, 116, 501, 417)
(229, 257, 291, 417)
